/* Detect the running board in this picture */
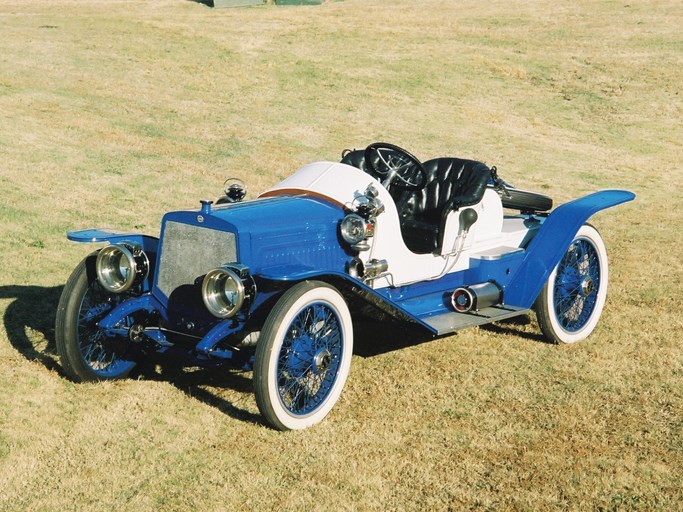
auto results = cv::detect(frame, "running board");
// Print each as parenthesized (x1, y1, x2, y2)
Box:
(421, 305, 530, 336)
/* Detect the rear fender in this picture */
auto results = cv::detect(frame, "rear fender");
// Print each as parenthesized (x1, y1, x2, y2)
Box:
(504, 190, 635, 308)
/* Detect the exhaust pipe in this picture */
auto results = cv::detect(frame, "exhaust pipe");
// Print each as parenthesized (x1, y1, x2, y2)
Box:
(451, 282, 502, 312)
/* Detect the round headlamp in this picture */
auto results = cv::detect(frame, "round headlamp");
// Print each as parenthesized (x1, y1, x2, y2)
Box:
(340, 214, 370, 245)
(202, 266, 246, 319)
(96, 243, 148, 293)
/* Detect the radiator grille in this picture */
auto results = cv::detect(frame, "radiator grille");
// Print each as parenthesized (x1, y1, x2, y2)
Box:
(156, 221, 237, 299)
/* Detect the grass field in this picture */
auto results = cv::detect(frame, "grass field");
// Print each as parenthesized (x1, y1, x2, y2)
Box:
(1, 0, 681, 510)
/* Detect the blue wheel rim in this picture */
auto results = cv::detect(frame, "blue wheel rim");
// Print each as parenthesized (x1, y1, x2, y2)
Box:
(77, 281, 136, 377)
(276, 302, 343, 416)
(553, 237, 601, 333)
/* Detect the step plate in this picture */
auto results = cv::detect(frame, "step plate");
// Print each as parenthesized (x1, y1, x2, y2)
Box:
(423, 305, 530, 336)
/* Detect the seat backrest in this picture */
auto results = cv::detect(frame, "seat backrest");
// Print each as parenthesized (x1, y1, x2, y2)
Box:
(340, 149, 369, 171)
(408, 158, 491, 223)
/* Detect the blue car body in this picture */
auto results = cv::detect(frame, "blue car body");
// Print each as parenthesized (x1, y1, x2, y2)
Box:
(68, 187, 634, 343)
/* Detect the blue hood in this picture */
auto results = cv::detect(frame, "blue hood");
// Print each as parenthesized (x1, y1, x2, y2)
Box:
(160, 194, 350, 278)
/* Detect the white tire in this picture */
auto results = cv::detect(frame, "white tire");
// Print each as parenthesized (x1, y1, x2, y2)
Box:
(254, 281, 353, 430)
(534, 224, 609, 344)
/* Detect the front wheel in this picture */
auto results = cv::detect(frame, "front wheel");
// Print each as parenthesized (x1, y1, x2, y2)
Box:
(534, 224, 609, 344)
(254, 281, 353, 430)
(55, 252, 137, 381)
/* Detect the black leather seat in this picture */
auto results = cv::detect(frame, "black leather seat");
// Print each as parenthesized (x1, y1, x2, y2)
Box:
(400, 158, 490, 253)
(340, 150, 491, 254)
(340, 148, 369, 172)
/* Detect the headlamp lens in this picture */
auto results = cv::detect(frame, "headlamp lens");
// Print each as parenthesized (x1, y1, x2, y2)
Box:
(340, 214, 367, 245)
(202, 267, 245, 319)
(96, 243, 144, 293)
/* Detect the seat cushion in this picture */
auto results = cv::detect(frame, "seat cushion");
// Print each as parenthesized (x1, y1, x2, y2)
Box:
(400, 218, 439, 254)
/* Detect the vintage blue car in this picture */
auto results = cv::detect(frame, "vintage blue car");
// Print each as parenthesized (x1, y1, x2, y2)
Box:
(56, 143, 635, 430)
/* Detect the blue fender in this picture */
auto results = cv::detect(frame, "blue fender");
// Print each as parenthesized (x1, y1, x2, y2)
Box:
(256, 268, 439, 332)
(504, 190, 635, 308)
(67, 229, 160, 293)
(67, 229, 159, 254)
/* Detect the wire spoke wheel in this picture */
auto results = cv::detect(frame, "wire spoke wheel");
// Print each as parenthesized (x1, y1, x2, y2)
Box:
(254, 281, 353, 430)
(56, 252, 137, 381)
(76, 282, 135, 376)
(553, 239, 600, 331)
(276, 303, 343, 415)
(534, 224, 609, 344)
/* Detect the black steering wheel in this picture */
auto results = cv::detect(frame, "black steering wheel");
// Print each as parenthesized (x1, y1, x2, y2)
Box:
(364, 142, 427, 191)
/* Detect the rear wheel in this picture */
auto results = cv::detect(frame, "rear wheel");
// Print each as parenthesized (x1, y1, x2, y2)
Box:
(254, 281, 353, 430)
(55, 252, 137, 381)
(534, 224, 608, 344)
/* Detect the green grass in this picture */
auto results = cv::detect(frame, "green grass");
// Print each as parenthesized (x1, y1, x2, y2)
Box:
(0, 0, 681, 510)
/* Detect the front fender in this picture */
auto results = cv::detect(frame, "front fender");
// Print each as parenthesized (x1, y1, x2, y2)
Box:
(67, 229, 159, 254)
(67, 229, 160, 292)
(504, 189, 635, 308)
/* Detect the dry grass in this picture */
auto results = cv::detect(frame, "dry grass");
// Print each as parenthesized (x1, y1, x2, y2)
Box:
(0, 0, 681, 510)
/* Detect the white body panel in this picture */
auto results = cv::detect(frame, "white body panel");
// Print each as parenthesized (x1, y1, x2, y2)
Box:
(262, 161, 537, 288)
(264, 161, 383, 212)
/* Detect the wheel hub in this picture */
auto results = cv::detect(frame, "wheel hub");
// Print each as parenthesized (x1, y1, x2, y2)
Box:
(313, 348, 332, 375)
(129, 323, 145, 342)
(580, 276, 595, 297)
(288, 336, 312, 377)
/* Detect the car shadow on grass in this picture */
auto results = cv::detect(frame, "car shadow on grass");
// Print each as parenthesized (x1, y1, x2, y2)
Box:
(0, 284, 261, 425)
(137, 354, 263, 426)
(479, 314, 550, 343)
(352, 312, 548, 356)
(352, 318, 436, 357)
(0, 284, 65, 374)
